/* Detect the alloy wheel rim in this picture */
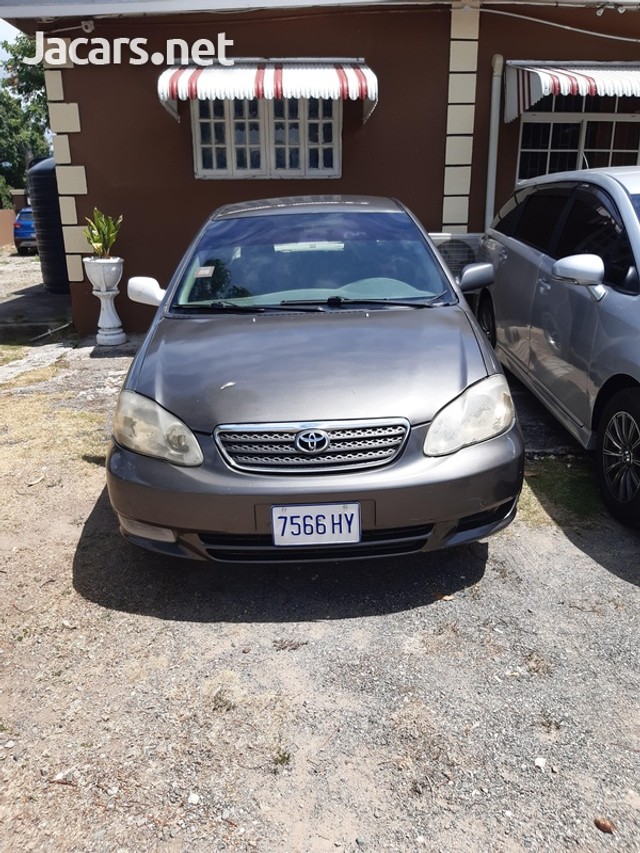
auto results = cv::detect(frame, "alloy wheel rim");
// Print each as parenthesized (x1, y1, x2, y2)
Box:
(602, 410, 640, 504)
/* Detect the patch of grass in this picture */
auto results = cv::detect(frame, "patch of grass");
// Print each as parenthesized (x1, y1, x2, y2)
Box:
(0, 344, 29, 366)
(272, 746, 291, 772)
(518, 456, 602, 527)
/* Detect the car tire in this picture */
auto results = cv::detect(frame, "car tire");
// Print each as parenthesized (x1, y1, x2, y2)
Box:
(596, 388, 640, 529)
(16, 246, 29, 256)
(477, 294, 496, 348)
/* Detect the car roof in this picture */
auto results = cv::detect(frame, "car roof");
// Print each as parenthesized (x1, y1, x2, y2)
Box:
(212, 195, 406, 221)
(519, 166, 640, 197)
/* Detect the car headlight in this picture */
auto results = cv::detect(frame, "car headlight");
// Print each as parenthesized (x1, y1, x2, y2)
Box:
(113, 390, 204, 466)
(424, 374, 515, 456)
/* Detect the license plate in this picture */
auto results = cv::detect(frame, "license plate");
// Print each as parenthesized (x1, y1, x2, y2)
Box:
(271, 503, 361, 546)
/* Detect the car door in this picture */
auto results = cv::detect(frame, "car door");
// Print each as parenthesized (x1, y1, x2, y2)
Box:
(485, 187, 571, 376)
(528, 186, 634, 431)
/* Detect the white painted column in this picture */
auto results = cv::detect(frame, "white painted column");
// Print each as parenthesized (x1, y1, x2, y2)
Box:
(441, 8, 480, 232)
(44, 44, 88, 284)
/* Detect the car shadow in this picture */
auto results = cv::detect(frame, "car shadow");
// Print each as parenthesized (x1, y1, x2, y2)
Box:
(72, 488, 488, 622)
(522, 468, 640, 587)
(510, 373, 640, 587)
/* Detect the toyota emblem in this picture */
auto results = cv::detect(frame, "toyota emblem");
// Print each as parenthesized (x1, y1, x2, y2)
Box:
(295, 429, 330, 455)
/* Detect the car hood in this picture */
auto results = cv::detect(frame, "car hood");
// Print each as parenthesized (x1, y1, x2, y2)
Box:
(129, 308, 488, 431)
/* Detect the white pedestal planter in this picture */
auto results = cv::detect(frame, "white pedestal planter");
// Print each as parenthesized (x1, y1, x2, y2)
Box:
(83, 257, 127, 346)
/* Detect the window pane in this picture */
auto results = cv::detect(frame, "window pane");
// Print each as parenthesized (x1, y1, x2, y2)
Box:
(274, 122, 286, 144)
(235, 123, 246, 145)
(309, 148, 319, 169)
(612, 151, 638, 166)
(250, 149, 261, 169)
(275, 148, 286, 169)
(521, 123, 550, 149)
(549, 151, 578, 172)
(200, 123, 212, 144)
(614, 122, 640, 149)
(323, 124, 333, 144)
(274, 99, 285, 119)
(214, 123, 226, 144)
(247, 100, 259, 119)
(554, 94, 583, 113)
(236, 148, 247, 169)
(288, 99, 298, 119)
(322, 99, 333, 118)
(308, 122, 319, 144)
(585, 121, 613, 149)
(289, 123, 299, 145)
(518, 151, 548, 180)
(212, 100, 224, 118)
(533, 95, 553, 112)
(289, 148, 300, 169)
(199, 100, 211, 119)
(551, 123, 580, 150)
(584, 95, 617, 113)
(515, 192, 569, 252)
(557, 197, 634, 289)
(323, 149, 333, 169)
(233, 100, 244, 119)
(308, 99, 319, 119)
(215, 149, 227, 170)
(249, 122, 260, 144)
(201, 148, 213, 170)
(583, 151, 610, 169)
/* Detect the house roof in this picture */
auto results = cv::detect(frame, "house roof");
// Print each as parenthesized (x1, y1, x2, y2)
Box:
(3, 0, 639, 18)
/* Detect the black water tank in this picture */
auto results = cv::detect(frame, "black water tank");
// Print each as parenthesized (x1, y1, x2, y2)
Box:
(27, 157, 69, 294)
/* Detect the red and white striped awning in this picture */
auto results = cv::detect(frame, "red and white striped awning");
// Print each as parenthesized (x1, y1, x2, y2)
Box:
(505, 61, 640, 123)
(158, 60, 378, 122)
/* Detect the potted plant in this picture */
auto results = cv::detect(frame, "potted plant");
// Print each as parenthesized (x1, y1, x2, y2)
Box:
(82, 208, 124, 291)
(83, 208, 126, 345)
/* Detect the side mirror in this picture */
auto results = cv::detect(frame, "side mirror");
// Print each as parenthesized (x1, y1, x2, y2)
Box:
(552, 254, 604, 286)
(128, 276, 166, 306)
(458, 262, 495, 293)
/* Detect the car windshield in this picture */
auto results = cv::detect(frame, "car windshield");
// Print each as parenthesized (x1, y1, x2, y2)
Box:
(17, 209, 33, 222)
(631, 194, 640, 224)
(170, 211, 455, 310)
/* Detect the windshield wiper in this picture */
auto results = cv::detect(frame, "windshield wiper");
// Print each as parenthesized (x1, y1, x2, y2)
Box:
(172, 300, 325, 314)
(281, 291, 452, 309)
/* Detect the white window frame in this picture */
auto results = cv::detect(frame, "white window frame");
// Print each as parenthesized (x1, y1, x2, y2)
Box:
(191, 97, 343, 180)
(517, 99, 640, 183)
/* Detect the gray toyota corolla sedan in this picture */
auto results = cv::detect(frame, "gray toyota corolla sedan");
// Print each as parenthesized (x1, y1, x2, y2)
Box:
(106, 196, 524, 562)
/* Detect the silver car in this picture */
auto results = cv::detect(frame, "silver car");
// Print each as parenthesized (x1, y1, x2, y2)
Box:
(478, 167, 640, 528)
(106, 195, 523, 562)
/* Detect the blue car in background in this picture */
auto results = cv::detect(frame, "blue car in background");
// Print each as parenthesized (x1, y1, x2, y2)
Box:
(13, 207, 37, 255)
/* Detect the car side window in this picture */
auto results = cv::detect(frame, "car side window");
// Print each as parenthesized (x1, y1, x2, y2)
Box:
(556, 195, 638, 293)
(513, 193, 569, 253)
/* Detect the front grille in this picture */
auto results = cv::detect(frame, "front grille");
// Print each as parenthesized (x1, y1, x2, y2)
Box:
(198, 524, 434, 562)
(214, 419, 410, 473)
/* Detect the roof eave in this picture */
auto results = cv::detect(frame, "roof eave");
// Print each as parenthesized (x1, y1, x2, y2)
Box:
(4, 0, 640, 22)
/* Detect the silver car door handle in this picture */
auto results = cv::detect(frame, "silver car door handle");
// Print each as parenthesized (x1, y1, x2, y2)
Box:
(499, 248, 508, 263)
(538, 278, 551, 292)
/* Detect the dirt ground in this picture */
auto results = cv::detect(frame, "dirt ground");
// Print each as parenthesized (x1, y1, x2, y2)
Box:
(0, 254, 638, 852)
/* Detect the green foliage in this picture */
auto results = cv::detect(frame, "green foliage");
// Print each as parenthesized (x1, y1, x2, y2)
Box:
(83, 208, 123, 258)
(0, 36, 49, 190)
(0, 176, 12, 209)
(1, 36, 47, 131)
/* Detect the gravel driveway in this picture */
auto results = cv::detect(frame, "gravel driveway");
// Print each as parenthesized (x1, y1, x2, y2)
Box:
(0, 254, 638, 852)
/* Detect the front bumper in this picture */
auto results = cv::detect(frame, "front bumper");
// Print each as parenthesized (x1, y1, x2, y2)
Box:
(106, 422, 524, 562)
